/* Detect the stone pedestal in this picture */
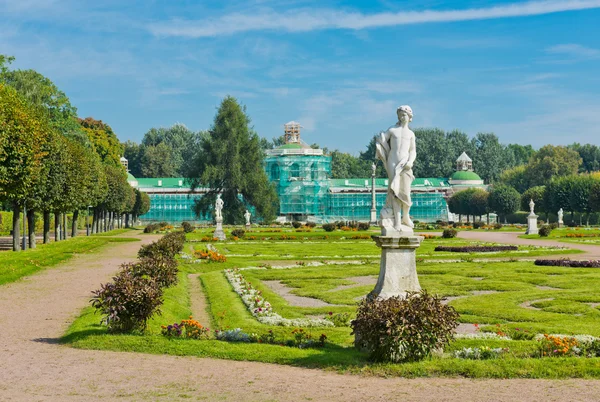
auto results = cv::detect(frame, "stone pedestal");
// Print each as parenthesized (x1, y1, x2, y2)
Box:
(214, 217, 226, 240)
(526, 213, 538, 235)
(368, 235, 423, 300)
(245, 224, 251, 231)
(370, 208, 377, 225)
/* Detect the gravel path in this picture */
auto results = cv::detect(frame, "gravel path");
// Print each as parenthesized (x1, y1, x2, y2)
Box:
(1, 231, 600, 401)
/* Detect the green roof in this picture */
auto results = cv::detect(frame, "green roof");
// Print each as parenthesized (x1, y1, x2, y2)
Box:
(136, 177, 191, 188)
(127, 172, 137, 182)
(450, 171, 482, 181)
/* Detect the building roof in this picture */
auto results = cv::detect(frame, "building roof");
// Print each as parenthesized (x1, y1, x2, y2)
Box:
(329, 177, 450, 191)
(456, 152, 472, 162)
(450, 170, 482, 181)
(126, 172, 137, 182)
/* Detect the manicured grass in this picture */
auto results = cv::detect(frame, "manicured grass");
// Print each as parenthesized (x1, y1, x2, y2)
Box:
(91, 228, 133, 236)
(0, 235, 139, 286)
(63, 235, 600, 378)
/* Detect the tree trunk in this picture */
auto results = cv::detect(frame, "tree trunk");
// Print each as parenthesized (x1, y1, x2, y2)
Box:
(12, 203, 20, 252)
(54, 213, 60, 242)
(71, 210, 79, 238)
(27, 209, 36, 249)
(125, 214, 130, 228)
(62, 213, 67, 240)
(43, 211, 50, 244)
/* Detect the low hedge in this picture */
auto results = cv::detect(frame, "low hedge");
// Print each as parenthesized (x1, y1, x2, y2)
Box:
(434, 245, 518, 253)
(534, 259, 600, 268)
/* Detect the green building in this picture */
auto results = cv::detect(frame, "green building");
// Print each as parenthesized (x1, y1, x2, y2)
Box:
(131, 123, 484, 224)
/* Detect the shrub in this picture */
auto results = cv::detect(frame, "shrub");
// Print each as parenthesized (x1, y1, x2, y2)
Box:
(534, 259, 600, 268)
(358, 222, 370, 231)
(231, 228, 246, 238)
(322, 223, 336, 232)
(352, 291, 459, 362)
(442, 228, 457, 238)
(434, 245, 517, 253)
(292, 221, 302, 229)
(144, 223, 159, 233)
(305, 222, 316, 228)
(181, 221, 194, 233)
(549, 223, 559, 230)
(472, 222, 484, 229)
(538, 335, 579, 357)
(539, 225, 553, 237)
(91, 269, 163, 333)
(128, 256, 179, 288)
(138, 231, 186, 259)
(493, 223, 503, 230)
(325, 312, 351, 327)
(452, 222, 461, 228)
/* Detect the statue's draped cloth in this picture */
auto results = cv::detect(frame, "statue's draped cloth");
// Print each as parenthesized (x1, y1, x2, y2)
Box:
(375, 132, 414, 208)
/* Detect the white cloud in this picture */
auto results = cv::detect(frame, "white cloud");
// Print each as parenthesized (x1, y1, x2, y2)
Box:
(546, 43, 600, 60)
(148, 0, 600, 37)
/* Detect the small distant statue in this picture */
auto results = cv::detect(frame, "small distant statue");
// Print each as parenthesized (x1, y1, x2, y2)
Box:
(371, 162, 376, 177)
(529, 199, 535, 215)
(558, 208, 564, 226)
(375, 105, 416, 233)
(244, 210, 251, 225)
(215, 194, 224, 220)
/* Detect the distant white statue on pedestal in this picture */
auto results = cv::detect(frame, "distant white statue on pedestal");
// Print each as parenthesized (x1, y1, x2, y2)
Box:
(526, 198, 538, 235)
(215, 194, 224, 222)
(375, 105, 416, 236)
(558, 208, 564, 227)
(244, 210, 251, 226)
(213, 194, 226, 240)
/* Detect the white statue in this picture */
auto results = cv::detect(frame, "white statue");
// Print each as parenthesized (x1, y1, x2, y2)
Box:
(375, 105, 416, 234)
(215, 194, 224, 220)
(371, 162, 376, 177)
(529, 199, 535, 215)
(558, 208, 564, 225)
(244, 210, 251, 225)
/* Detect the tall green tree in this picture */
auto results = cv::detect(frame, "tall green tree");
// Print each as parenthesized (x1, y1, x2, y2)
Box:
(526, 145, 582, 187)
(569, 175, 599, 225)
(79, 117, 123, 166)
(140, 142, 177, 177)
(521, 186, 546, 214)
(569, 143, 600, 173)
(488, 184, 520, 222)
(471, 133, 509, 183)
(185, 96, 278, 224)
(0, 84, 49, 250)
(499, 165, 529, 193)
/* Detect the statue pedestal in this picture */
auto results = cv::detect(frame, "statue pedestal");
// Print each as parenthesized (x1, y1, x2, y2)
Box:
(526, 213, 538, 235)
(214, 217, 226, 240)
(245, 224, 251, 231)
(368, 235, 423, 300)
(370, 208, 377, 225)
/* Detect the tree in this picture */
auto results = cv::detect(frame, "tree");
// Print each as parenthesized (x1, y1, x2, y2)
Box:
(139, 124, 201, 177)
(448, 188, 489, 222)
(1, 68, 84, 142)
(132, 189, 151, 225)
(488, 184, 520, 222)
(506, 144, 536, 166)
(413, 128, 452, 178)
(569, 143, 600, 173)
(0, 54, 15, 74)
(569, 175, 599, 225)
(543, 176, 575, 221)
(140, 142, 177, 177)
(526, 145, 582, 187)
(185, 96, 278, 224)
(499, 165, 529, 193)
(471, 133, 510, 183)
(79, 117, 123, 166)
(589, 180, 600, 216)
(122, 140, 142, 177)
(330, 150, 371, 178)
(470, 189, 490, 221)
(0, 84, 48, 250)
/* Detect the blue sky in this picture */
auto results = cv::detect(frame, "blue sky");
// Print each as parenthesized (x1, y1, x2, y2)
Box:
(2, 0, 600, 153)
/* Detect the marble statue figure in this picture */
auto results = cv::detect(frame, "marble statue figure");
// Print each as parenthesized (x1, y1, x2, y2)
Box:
(529, 199, 535, 215)
(244, 210, 251, 225)
(375, 105, 416, 234)
(558, 208, 564, 225)
(215, 194, 224, 220)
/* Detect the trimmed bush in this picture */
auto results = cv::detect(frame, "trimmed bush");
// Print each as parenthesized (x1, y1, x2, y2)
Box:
(181, 221, 194, 233)
(539, 225, 553, 237)
(138, 231, 186, 259)
(434, 245, 517, 253)
(493, 223, 503, 230)
(231, 229, 246, 238)
(128, 256, 179, 288)
(472, 222, 484, 229)
(305, 222, 316, 228)
(292, 221, 302, 229)
(358, 222, 370, 231)
(322, 223, 336, 232)
(352, 291, 459, 362)
(534, 259, 600, 268)
(442, 228, 457, 238)
(91, 269, 163, 333)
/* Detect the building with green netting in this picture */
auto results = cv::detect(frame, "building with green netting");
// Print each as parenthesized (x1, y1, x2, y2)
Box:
(131, 123, 485, 223)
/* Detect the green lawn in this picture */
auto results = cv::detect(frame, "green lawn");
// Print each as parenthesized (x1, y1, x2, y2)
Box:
(0, 233, 139, 285)
(62, 234, 600, 378)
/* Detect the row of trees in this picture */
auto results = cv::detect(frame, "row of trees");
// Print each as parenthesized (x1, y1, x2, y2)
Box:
(0, 55, 150, 251)
(449, 173, 600, 225)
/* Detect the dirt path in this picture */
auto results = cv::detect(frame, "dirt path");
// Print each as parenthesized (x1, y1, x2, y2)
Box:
(456, 231, 600, 259)
(1, 231, 600, 401)
(188, 273, 212, 327)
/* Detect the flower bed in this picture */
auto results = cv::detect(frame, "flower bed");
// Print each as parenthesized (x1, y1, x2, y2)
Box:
(434, 245, 518, 253)
(224, 269, 334, 327)
(534, 259, 600, 268)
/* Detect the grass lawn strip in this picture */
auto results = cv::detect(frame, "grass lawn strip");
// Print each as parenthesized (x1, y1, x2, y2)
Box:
(0, 231, 138, 286)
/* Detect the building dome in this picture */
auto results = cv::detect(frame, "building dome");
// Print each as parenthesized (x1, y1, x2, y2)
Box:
(450, 170, 482, 181)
